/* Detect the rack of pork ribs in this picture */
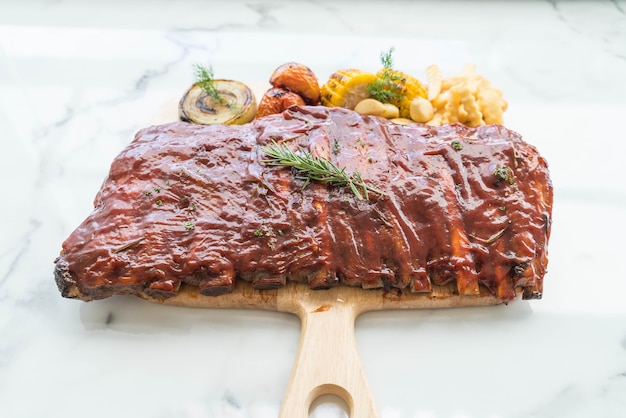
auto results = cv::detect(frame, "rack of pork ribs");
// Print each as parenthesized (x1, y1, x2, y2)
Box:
(54, 106, 553, 303)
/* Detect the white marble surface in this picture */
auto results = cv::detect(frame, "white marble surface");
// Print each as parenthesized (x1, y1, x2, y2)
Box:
(2, 0, 626, 417)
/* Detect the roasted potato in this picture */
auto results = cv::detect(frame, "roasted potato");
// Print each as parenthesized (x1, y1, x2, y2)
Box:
(256, 87, 306, 118)
(269, 62, 320, 105)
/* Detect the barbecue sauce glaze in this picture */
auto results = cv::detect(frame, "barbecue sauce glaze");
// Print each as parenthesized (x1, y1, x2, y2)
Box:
(55, 106, 553, 302)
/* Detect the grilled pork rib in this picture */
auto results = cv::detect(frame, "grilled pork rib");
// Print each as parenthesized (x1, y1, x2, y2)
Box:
(55, 106, 553, 302)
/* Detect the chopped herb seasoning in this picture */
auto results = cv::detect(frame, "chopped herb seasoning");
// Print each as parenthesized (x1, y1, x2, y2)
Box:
(184, 222, 195, 231)
(451, 140, 463, 151)
(156, 200, 163, 206)
(494, 166, 515, 185)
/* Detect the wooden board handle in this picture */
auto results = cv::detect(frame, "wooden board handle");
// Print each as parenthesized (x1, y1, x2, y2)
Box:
(278, 288, 380, 418)
(154, 282, 506, 416)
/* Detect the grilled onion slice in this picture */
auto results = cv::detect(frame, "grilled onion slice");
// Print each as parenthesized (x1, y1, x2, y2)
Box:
(178, 80, 257, 125)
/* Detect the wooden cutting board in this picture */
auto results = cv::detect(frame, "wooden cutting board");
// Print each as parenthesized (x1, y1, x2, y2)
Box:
(146, 92, 512, 417)
(142, 281, 506, 417)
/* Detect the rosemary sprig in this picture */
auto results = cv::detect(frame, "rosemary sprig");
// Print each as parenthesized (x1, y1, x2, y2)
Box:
(260, 141, 385, 201)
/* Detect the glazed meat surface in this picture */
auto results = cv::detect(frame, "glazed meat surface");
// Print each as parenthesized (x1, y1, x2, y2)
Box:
(55, 106, 553, 302)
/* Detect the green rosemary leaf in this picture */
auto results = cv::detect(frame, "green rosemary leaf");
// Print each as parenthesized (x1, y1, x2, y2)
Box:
(260, 140, 385, 201)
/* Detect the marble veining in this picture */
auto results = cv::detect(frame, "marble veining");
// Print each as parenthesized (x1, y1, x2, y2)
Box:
(1, 1, 626, 417)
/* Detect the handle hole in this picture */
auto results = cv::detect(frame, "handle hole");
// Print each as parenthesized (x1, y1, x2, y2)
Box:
(309, 394, 350, 417)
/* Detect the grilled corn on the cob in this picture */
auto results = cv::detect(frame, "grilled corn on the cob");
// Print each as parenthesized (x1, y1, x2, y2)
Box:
(370, 68, 427, 119)
(320, 69, 376, 109)
(320, 68, 427, 119)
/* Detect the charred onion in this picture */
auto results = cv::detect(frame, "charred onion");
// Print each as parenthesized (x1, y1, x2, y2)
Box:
(178, 79, 257, 125)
